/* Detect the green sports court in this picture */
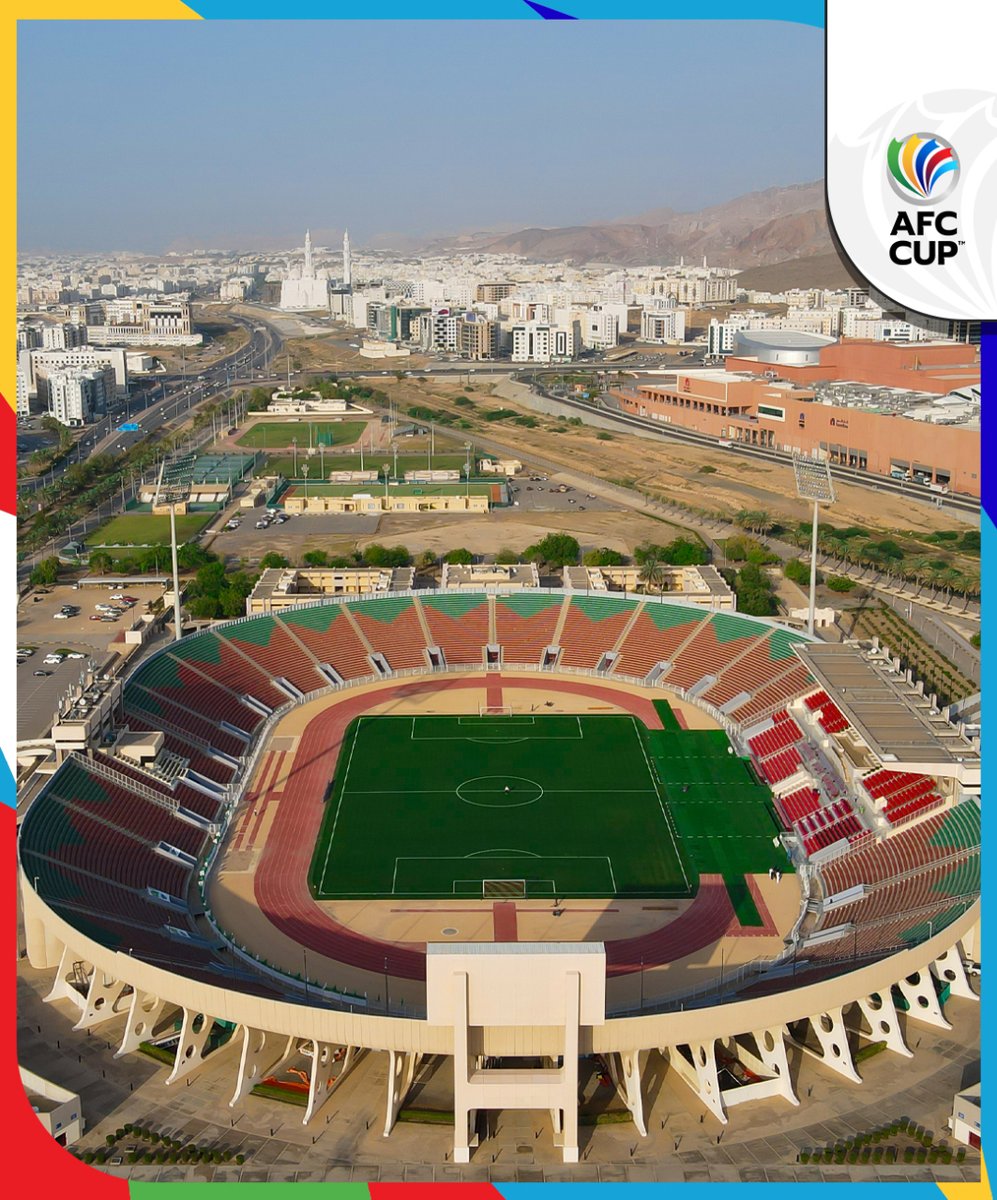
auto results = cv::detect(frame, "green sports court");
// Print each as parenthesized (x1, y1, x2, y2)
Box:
(308, 708, 788, 917)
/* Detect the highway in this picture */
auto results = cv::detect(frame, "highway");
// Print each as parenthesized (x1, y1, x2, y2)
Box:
(19, 315, 282, 493)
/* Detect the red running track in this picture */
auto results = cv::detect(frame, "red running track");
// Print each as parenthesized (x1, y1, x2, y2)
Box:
(253, 675, 743, 982)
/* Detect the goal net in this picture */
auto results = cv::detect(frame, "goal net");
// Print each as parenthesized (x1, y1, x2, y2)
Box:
(482, 879, 527, 898)
(478, 704, 515, 718)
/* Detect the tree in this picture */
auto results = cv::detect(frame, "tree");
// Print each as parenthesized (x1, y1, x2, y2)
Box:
(444, 548, 473, 565)
(662, 536, 708, 566)
(363, 543, 411, 567)
(638, 553, 667, 595)
(524, 532, 580, 567)
(87, 550, 114, 574)
(302, 550, 329, 567)
(495, 548, 519, 564)
(582, 547, 625, 567)
(30, 557, 60, 587)
(417, 549, 438, 571)
(176, 544, 214, 571)
(259, 552, 291, 570)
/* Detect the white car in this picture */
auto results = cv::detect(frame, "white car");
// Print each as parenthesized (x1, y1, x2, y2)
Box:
(43, 656, 62, 665)
(66, 652, 85, 660)
(110, 593, 125, 600)
(53, 612, 70, 619)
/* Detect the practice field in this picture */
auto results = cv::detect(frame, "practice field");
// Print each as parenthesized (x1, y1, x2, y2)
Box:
(308, 712, 787, 906)
(91, 510, 214, 547)
(235, 420, 368, 449)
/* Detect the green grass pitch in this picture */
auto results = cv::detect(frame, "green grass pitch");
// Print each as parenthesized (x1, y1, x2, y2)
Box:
(308, 712, 788, 912)
(235, 420, 368, 449)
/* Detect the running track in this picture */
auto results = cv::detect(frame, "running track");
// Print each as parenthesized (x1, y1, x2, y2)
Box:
(252, 675, 771, 983)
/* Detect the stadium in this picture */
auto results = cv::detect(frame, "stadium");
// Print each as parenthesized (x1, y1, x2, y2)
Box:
(18, 589, 980, 1164)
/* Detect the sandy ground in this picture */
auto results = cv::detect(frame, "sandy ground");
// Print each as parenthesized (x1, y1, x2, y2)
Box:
(209, 673, 799, 1010)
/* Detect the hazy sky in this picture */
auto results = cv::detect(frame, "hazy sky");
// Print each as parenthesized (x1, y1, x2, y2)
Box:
(19, 20, 823, 253)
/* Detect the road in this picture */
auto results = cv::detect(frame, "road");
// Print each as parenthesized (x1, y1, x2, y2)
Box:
(19, 314, 282, 493)
(17, 315, 285, 574)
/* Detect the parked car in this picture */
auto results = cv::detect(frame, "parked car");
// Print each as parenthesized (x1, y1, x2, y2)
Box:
(53, 612, 70, 619)
(33, 670, 51, 677)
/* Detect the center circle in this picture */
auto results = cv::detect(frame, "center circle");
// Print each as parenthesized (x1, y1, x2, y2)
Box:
(456, 776, 543, 807)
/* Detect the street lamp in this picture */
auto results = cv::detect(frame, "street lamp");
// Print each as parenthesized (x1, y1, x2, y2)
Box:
(302, 461, 310, 500)
(383, 463, 390, 500)
(793, 455, 836, 638)
(152, 452, 196, 643)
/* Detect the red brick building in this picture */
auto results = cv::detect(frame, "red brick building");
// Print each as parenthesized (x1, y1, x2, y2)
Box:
(613, 368, 979, 497)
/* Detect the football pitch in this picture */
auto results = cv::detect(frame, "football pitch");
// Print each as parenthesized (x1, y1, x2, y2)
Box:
(308, 712, 787, 911)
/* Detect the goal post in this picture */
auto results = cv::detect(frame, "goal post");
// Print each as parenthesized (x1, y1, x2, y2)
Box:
(477, 704, 515, 718)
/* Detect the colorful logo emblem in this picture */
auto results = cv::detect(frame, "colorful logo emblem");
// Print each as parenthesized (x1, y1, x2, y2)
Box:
(887, 133, 959, 204)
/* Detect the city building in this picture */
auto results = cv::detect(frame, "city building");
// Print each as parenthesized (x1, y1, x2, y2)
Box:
(41, 322, 87, 350)
(24, 346, 129, 402)
(476, 281, 516, 303)
(86, 297, 201, 347)
(441, 562, 540, 589)
(640, 308, 687, 345)
(511, 321, 577, 363)
(46, 366, 114, 426)
(580, 305, 620, 351)
(561, 564, 735, 609)
(20, 1067, 84, 1149)
(246, 566, 415, 614)
(949, 1086, 981, 1150)
(282, 483, 496, 515)
(458, 314, 498, 360)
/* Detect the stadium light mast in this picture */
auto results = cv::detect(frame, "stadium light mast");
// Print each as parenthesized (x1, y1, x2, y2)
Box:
(792, 455, 836, 638)
(153, 453, 196, 644)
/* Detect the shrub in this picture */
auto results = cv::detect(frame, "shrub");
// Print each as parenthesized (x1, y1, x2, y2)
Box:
(236, 1154, 246, 1165)
(873, 1148, 883, 1163)
(826, 574, 856, 592)
(784, 558, 813, 586)
(443, 548, 473, 565)
(928, 1149, 938, 1163)
(106, 1134, 117, 1146)
(82, 1152, 95, 1164)
(860, 1147, 871, 1163)
(143, 1152, 154, 1164)
(903, 1148, 915, 1163)
(596, 431, 613, 441)
(798, 1151, 810, 1163)
(847, 1149, 858, 1163)
(957, 1148, 966, 1162)
(916, 1148, 927, 1163)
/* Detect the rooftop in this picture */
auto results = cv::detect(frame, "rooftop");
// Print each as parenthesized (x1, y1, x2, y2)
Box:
(793, 642, 980, 769)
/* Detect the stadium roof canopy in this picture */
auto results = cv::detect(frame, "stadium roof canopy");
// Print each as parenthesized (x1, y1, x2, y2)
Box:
(793, 641, 979, 769)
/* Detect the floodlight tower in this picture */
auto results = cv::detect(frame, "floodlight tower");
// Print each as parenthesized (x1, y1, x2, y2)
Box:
(153, 453, 196, 643)
(792, 455, 836, 638)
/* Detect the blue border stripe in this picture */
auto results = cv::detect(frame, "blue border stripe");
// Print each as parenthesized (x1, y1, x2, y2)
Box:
(188, 3, 824, 22)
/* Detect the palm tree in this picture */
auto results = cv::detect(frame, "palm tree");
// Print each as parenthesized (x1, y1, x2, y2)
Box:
(639, 553, 667, 596)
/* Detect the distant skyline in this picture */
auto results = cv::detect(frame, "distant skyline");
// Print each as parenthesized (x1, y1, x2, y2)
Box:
(19, 20, 823, 254)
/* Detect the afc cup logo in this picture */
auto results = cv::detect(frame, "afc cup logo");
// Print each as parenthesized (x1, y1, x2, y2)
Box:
(887, 133, 960, 204)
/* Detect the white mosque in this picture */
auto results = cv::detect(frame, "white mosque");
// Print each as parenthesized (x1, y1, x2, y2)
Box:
(279, 229, 350, 311)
